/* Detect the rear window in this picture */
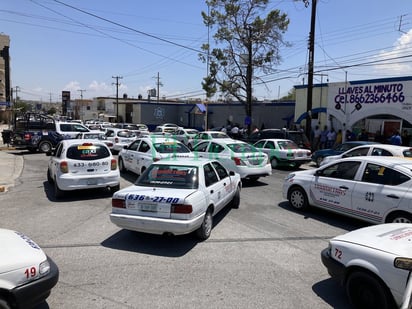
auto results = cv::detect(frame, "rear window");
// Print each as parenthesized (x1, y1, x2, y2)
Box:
(137, 164, 198, 189)
(117, 131, 136, 138)
(402, 149, 412, 157)
(66, 144, 111, 160)
(227, 143, 258, 153)
(154, 142, 191, 153)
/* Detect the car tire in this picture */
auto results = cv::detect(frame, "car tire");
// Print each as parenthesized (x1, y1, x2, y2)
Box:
(0, 298, 11, 309)
(230, 186, 241, 209)
(271, 157, 279, 169)
(288, 186, 308, 210)
(316, 156, 324, 167)
(196, 208, 213, 240)
(47, 169, 53, 184)
(346, 271, 394, 309)
(38, 140, 52, 153)
(386, 211, 412, 223)
(54, 180, 64, 199)
(118, 158, 126, 173)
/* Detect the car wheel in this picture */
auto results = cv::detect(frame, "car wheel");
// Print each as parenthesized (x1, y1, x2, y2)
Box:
(38, 140, 52, 153)
(196, 208, 213, 240)
(111, 184, 120, 192)
(288, 186, 308, 210)
(54, 180, 64, 199)
(271, 157, 279, 169)
(316, 156, 323, 167)
(230, 185, 241, 209)
(118, 158, 126, 173)
(346, 271, 394, 309)
(0, 298, 11, 309)
(47, 169, 53, 184)
(386, 212, 412, 223)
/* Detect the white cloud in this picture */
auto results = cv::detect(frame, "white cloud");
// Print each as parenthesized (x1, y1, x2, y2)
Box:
(374, 29, 412, 74)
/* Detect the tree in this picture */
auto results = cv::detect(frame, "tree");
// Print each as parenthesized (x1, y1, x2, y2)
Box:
(200, 0, 290, 132)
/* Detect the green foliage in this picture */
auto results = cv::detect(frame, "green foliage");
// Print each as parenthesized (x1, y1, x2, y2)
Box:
(200, 0, 290, 111)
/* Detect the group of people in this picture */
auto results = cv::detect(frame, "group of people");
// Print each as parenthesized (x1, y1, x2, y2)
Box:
(312, 125, 342, 151)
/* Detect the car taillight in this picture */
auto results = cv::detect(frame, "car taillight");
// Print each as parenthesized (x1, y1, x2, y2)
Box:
(60, 161, 68, 173)
(24, 133, 31, 141)
(232, 157, 245, 166)
(153, 157, 161, 162)
(171, 204, 193, 214)
(111, 159, 117, 170)
(112, 199, 125, 208)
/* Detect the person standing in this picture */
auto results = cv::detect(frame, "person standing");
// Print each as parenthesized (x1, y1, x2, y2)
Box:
(326, 128, 336, 148)
(389, 130, 402, 145)
(312, 125, 321, 151)
(320, 126, 328, 149)
(334, 129, 342, 146)
(402, 129, 410, 146)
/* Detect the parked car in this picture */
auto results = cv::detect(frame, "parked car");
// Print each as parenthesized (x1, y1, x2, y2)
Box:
(312, 141, 378, 167)
(46, 139, 120, 198)
(110, 158, 242, 240)
(104, 128, 138, 154)
(192, 139, 272, 181)
(0, 228, 59, 308)
(245, 128, 311, 149)
(187, 131, 232, 149)
(75, 131, 114, 148)
(153, 123, 179, 134)
(253, 139, 312, 169)
(118, 136, 194, 176)
(321, 223, 412, 309)
(321, 144, 412, 166)
(283, 156, 412, 224)
(114, 123, 149, 134)
(173, 127, 199, 145)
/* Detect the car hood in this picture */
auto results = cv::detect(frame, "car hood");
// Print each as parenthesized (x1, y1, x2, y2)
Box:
(113, 185, 198, 200)
(0, 229, 47, 273)
(332, 223, 412, 257)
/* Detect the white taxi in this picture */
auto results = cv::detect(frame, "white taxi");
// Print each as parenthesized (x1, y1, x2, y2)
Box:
(118, 136, 194, 176)
(47, 139, 120, 198)
(253, 138, 312, 168)
(0, 228, 59, 308)
(104, 128, 138, 154)
(110, 158, 242, 240)
(192, 139, 272, 182)
(321, 144, 412, 166)
(321, 223, 412, 309)
(283, 156, 412, 224)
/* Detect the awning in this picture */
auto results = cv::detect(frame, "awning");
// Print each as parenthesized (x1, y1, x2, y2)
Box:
(196, 103, 206, 113)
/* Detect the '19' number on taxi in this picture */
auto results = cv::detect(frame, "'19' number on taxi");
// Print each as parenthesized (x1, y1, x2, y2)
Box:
(24, 267, 37, 278)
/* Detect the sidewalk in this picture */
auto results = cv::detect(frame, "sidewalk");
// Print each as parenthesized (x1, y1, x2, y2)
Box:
(0, 124, 23, 192)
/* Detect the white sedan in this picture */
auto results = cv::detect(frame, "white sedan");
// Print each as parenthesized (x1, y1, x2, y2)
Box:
(47, 139, 120, 198)
(321, 223, 412, 309)
(0, 228, 59, 308)
(118, 136, 194, 176)
(110, 158, 242, 240)
(253, 138, 312, 168)
(321, 144, 412, 166)
(187, 131, 232, 149)
(283, 156, 412, 224)
(192, 139, 272, 181)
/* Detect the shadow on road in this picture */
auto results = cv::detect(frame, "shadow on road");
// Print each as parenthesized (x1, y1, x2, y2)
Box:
(312, 278, 352, 309)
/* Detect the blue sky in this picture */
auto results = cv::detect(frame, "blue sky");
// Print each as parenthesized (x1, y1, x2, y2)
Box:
(1, 0, 412, 102)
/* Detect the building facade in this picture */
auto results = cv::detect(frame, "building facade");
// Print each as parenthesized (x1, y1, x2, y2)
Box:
(295, 76, 412, 142)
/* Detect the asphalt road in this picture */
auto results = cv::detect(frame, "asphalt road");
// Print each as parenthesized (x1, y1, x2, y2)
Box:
(0, 151, 367, 309)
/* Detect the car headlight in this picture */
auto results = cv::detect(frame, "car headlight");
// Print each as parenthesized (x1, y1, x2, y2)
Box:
(394, 257, 412, 271)
(284, 173, 295, 181)
(39, 259, 51, 275)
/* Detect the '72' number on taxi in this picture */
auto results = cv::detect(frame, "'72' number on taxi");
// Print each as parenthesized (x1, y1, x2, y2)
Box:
(334, 248, 342, 260)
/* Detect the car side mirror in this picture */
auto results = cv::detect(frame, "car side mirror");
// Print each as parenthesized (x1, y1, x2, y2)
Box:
(229, 171, 236, 176)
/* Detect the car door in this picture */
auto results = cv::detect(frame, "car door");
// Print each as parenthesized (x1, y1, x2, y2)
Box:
(49, 142, 64, 179)
(211, 161, 234, 206)
(123, 140, 140, 173)
(310, 160, 361, 216)
(203, 163, 227, 212)
(135, 140, 153, 173)
(193, 141, 211, 159)
(351, 162, 410, 223)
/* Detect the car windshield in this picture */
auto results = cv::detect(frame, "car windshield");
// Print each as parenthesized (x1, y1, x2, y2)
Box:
(227, 143, 258, 153)
(84, 133, 107, 140)
(66, 144, 111, 160)
(210, 132, 230, 138)
(278, 140, 299, 150)
(154, 142, 191, 153)
(136, 164, 198, 189)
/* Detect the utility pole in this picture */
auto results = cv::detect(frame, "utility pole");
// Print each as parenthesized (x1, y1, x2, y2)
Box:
(112, 76, 123, 122)
(154, 72, 163, 103)
(78, 89, 86, 120)
(304, 0, 317, 141)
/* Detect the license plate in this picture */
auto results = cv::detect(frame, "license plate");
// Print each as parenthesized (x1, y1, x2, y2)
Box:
(140, 202, 158, 212)
(87, 179, 97, 185)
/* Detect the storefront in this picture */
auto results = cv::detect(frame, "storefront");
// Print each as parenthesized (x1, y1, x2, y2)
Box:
(295, 76, 412, 143)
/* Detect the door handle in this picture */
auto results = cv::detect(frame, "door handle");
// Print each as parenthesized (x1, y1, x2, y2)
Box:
(387, 194, 399, 199)
(210, 190, 214, 194)
(339, 186, 349, 190)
